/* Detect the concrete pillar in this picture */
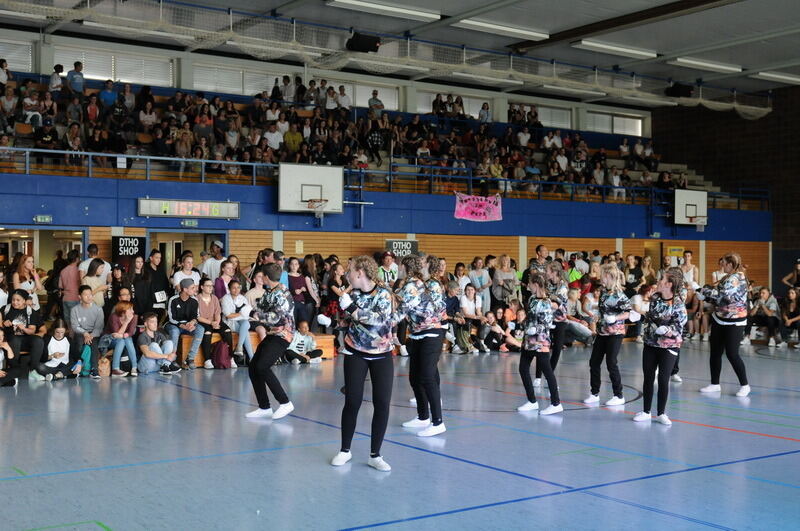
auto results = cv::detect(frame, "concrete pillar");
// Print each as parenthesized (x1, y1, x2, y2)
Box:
(699, 240, 706, 285)
(403, 86, 417, 114)
(272, 230, 284, 252)
(177, 57, 194, 90)
(518, 236, 527, 269)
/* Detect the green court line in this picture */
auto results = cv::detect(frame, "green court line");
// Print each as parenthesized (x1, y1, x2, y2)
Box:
(11, 467, 26, 476)
(25, 521, 111, 531)
(671, 400, 800, 421)
(668, 405, 800, 430)
(552, 448, 596, 457)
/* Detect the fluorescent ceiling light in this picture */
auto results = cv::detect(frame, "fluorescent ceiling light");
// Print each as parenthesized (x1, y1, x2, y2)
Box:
(452, 19, 548, 41)
(325, 0, 439, 22)
(225, 40, 322, 57)
(622, 95, 678, 107)
(451, 72, 523, 85)
(83, 21, 195, 41)
(666, 56, 741, 73)
(349, 58, 429, 72)
(0, 9, 46, 20)
(539, 84, 607, 97)
(572, 39, 656, 60)
(749, 71, 800, 84)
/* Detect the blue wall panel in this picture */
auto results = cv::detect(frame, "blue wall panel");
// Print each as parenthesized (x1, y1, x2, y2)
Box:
(0, 173, 771, 242)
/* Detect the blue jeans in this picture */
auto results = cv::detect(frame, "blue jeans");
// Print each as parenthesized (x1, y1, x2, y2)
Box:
(165, 323, 204, 362)
(138, 341, 174, 374)
(111, 336, 137, 370)
(63, 300, 79, 328)
(231, 319, 253, 357)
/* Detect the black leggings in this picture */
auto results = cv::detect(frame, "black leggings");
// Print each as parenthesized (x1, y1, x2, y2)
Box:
(284, 349, 323, 363)
(36, 362, 71, 377)
(9, 335, 44, 372)
(408, 331, 444, 425)
(745, 314, 780, 339)
(200, 322, 233, 359)
(248, 337, 290, 409)
(536, 321, 566, 378)
(520, 349, 559, 406)
(709, 322, 748, 385)
(341, 352, 394, 457)
(642, 346, 678, 415)
(589, 334, 624, 397)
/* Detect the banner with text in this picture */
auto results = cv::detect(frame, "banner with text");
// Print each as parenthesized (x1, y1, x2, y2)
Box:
(112, 236, 146, 275)
(454, 193, 503, 222)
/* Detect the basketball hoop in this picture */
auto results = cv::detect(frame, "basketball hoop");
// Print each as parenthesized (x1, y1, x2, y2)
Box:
(688, 215, 707, 232)
(306, 198, 329, 220)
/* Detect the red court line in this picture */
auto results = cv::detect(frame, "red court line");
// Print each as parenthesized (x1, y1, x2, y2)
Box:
(437, 379, 800, 444)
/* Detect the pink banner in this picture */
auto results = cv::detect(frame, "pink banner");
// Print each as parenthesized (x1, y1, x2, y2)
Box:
(454, 193, 503, 222)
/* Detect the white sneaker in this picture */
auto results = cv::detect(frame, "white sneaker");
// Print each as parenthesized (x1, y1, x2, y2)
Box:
(45, 373, 54, 381)
(368, 456, 391, 472)
(533, 378, 542, 387)
(402, 417, 431, 428)
(656, 414, 672, 426)
(28, 371, 45, 381)
(670, 374, 683, 383)
(539, 404, 563, 415)
(635, 336, 643, 344)
(418, 423, 446, 437)
(204, 359, 214, 369)
(451, 345, 464, 354)
(768, 338, 776, 347)
(605, 396, 625, 406)
(309, 357, 322, 364)
(775, 341, 786, 348)
(230, 358, 238, 368)
(700, 384, 722, 393)
(791, 343, 799, 349)
(633, 411, 651, 422)
(700, 335, 709, 342)
(272, 402, 295, 420)
(583, 394, 600, 404)
(399, 345, 409, 357)
(749, 328, 758, 339)
(517, 401, 539, 412)
(331, 451, 352, 466)
(245, 408, 273, 418)
(409, 397, 417, 405)
(740, 337, 751, 346)
(470, 348, 480, 354)
(291, 358, 301, 365)
(445, 332, 456, 343)
(736, 385, 751, 397)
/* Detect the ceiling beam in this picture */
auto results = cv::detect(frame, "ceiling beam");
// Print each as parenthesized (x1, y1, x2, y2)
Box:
(404, 0, 527, 36)
(614, 23, 800, 70)
(44, 0, 109, 34)
(700, 58, 800, 82)
(509, 0, 744, 54)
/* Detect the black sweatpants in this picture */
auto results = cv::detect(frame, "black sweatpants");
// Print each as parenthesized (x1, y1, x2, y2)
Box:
(408, 330, 444, 425)
(745, 314, 780, 340)
(340, 351, 394, 457)
(642, 345, 679, 415)
(589, 334, 624, 397)
(709, 322, 748, 385)
(536, 321, 566, 378)
(248, 337, 290, 409)
(9, 335, 44, 372)
(200, 322, 233, 360)
(284, 349, 323, 363)
(520, 349, 560, 406)
(36, 362, 71, 377)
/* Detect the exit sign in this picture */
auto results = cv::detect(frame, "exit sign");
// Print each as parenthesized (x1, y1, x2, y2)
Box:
(33, 215, 53, 224)
(181, 219, 199, 228)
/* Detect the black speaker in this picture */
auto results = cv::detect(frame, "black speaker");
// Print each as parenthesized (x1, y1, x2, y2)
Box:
(664, 83, 693, 98)
(346, 32, 381, 53)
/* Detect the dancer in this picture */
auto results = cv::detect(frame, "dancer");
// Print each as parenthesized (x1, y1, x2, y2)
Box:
(331, 256, 396, 472)
(697, 253, 750, 397)
(633, 268, 687, 425)
(399, 254, 447, 437)
(246, 263, 295, 420)
(534, 261, 568, 386)
(517, 273, 563, 415)
(584, 264, 630, 406)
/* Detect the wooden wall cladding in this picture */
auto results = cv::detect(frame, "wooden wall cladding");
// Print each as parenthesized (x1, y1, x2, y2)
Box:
(87, 227, 112, 262)
(623, 239, 702, 259)
(283, 232, 402, 261)
(417, 234, 519, 268)
(228, 230, 272, 267)
(705, 241, 769, 286)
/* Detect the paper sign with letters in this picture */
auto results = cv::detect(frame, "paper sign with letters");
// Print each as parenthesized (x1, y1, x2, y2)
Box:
(454, 193, 503, 222)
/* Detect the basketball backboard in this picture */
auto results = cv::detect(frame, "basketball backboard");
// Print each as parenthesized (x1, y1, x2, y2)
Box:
(674, 189, 708, 225)
(278, 163, 344, 213)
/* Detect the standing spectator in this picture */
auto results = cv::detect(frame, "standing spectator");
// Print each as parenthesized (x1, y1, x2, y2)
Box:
(65, 62, 85, 100)
(201, 240, 226, 282)
(336, 85, 351, 118)
(48, 64, 64, 101)
(478, 102, 491, 123)
(59, 250, 81, 328)
(98, 80, 117, 110)
(368, 90, 384, 119)
(79, 243, 111, 283)
(0, 59, 12, 94)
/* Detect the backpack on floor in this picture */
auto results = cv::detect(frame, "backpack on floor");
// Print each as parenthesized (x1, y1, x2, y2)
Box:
(211, 340, 232, 369)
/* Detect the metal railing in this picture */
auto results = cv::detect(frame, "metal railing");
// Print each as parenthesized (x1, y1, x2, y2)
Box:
(0, 147, 769, 210)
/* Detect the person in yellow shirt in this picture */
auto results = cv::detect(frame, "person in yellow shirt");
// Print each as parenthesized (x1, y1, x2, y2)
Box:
(283, 123, 304, 154)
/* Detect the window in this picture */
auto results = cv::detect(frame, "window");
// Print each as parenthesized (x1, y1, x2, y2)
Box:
(355, 84, 398, 111)
(54, 47, 173, 86)
(586, 111, 612, 133)
(538, 105, 572, 128)
(0, 40, 32, 72)
(613, 115, 642, 136)
(55, 48, 114, 81)
(194, 65, 244, 94)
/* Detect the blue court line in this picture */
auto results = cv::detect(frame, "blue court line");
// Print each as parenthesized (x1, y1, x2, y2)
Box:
(149, 377, 762, 528)
(673, 399, 800, 419)
(343, 448, 800, 530)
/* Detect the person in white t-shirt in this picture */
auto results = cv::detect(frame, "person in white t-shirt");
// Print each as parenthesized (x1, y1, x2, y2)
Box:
(172, 254, 201, 290)
(49, 64, 64, 100)
(79, 243, 111, 283)
(262, 123, 284, 151)
(220, 279, 253, 359)
(459, 283, 489, 353)
(337, 86, 351, 112)
(516, 127, 531, 151)
(200, 240, 226, 282)
(36, 319, 72, 379)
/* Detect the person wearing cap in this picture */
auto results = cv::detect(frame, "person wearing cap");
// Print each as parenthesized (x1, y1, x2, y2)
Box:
(166, 279, 204, 369)
(378, 252, 398, 286)
(33, 116, 58, 164)
(2, 289, 45, 380)
(201, 241, 227, 283)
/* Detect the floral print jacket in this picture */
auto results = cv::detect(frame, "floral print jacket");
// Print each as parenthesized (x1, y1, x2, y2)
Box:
(396, 277, 446, 334)
(598, 289, 632, 336)
(644, 292, 687, 349)
(701, 272, 748, 324)
(548, 280, 569, 322)
(256, 284, 295, 342)
(523, 297, 554, 352)
(344, 285, 397, 355)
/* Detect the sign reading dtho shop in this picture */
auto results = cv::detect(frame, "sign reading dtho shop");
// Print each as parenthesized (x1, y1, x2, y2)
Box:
(112, 236, 146, 273)
(385, 240, 418, 258)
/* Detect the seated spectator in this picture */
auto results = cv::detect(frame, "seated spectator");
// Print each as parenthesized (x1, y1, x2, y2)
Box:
(1, 86, 18, 133)
(34, 119, 59, 161)
(459, 283, 490, 353)
(643, 141, 658, 171)
(23, 90, 42, 127)
(137, 312, 180, 374)
(220, 279, 251, 363)
(70, 285, 104, 379)
(166, 279, 204, 369)
(196, 277, 233, 369)
(35, 319, 73, 380)
(743, 287, 783, 347)
(85, 94, 103, 133)
(3, 289, 45, 380)
(284, 320, 323, 364)
(102, 301, 138, 377)
(120, 84, 136, 113)
(781, 288, 800, 348)
(139, 101, 158, 133)
(135, 85, 155, 113)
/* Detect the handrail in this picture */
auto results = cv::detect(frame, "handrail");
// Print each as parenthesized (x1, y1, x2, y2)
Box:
(0, 146, 769, 208)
